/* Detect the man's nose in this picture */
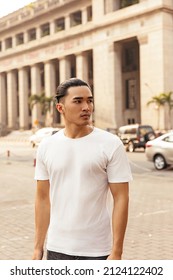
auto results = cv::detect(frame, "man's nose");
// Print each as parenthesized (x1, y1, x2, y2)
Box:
(82, 102, 90, 111)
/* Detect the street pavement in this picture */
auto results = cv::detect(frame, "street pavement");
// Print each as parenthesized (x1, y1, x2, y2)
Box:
(0, 132, 173, 260)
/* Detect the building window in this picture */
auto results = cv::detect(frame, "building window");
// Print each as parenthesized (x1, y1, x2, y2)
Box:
(28, 28, 36, 41)
(120, 0, 139, 9)
(5, 37, 12, 49)
(16, 33, 24, 45)
(105, 0, 139, 12)
(70, 11, 82, 27)
(87, 6, 92, 21)
(55, 17, 65, 32)
(125, 79, 137, 109)
(41, 23, 50, 37)
(122, 44, 138, 72)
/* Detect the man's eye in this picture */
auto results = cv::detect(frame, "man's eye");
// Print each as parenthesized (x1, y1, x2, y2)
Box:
(74, 100, 81, 103)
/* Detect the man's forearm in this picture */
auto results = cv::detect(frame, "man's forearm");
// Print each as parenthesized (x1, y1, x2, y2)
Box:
(109, 196, 129, 259)
(112, 199, 128, 256)
(32, 198, 50, 259)
(107, 182, 129, 260)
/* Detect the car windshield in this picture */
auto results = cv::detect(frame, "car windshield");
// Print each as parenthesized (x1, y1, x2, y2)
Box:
(119, 127, 137, 134)
(139, 126, 153, 136)
(163, 135, 173, 142)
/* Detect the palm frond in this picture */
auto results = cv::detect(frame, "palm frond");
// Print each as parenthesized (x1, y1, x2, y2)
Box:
(29, 92, 54, 115)
(147, 95, 164, 106)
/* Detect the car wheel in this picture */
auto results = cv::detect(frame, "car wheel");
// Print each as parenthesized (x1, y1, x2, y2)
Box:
(128, 141, 135, 152)
(154, 155, 167, 170)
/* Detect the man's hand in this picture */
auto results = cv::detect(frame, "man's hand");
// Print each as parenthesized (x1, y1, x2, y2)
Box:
(32, 249, 44, 260)
(107, 253, 122, 260)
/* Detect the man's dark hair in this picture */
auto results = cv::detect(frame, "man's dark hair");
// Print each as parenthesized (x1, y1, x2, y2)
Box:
(55, 78, 91, 103)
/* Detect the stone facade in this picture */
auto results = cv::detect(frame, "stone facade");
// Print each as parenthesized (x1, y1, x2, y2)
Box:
(0, 0, 173, 133)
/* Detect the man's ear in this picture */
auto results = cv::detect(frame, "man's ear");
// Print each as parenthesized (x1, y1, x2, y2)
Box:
(56, 103, 64, 114)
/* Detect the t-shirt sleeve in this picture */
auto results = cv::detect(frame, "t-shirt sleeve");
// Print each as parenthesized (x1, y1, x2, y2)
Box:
(107, 141, 133, 183)
(34, 144, 49, 180)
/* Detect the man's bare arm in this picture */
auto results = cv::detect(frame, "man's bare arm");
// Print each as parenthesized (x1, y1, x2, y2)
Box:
(107, 182, 129, 260)
(32, 180, 50, 260)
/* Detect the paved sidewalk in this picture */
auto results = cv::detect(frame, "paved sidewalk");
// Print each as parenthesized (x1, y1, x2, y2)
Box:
(0, 161, 35, 260)
(124, 173, 173, 259)
(0, 130, 32, 143)
(0, 143, 173, 260)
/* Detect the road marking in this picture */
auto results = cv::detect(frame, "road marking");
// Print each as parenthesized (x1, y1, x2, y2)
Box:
(134, 209, 170, 218)
(143, 209, 170, 216)
(129, 160, 151, 172)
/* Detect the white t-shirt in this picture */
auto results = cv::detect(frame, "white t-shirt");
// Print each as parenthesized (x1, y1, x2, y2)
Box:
(35, 127, 132, 257)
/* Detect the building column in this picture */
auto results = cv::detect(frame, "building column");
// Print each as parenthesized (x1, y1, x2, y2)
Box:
(12, 36, 17, 48)
(138, 34, 165, 130)
(58, 57, 71, 125)
(36, 26, 41, 39)
(65, 15, 70, 30)
(82, 8, 87, 24)
(93, 42, 117, 129)
(0, 73, 7, 132)
(1, 40, 5, 52)
(59, 57, 71, 82)
(92, 0, 104, 22)
(76, 52, 88, 81)
(104, 0, 114, 13)
(50, 20, 55, 35)
(18, 68, 29, 129)
(44, 60, 56, 126)
(30, 64, 42, 127)
(24, 31, 29, 43)
(7, 71, 18, 129)
(44, 61, 56, 97)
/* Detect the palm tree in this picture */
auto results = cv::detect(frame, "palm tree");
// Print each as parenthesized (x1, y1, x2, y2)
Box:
(160, 92, 173, 129)
(28, 92, 54, 125)
(147, 94, 165, 130)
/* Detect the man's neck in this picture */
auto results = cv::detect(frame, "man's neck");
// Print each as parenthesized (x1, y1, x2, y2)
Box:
(64, 125, 93, 139)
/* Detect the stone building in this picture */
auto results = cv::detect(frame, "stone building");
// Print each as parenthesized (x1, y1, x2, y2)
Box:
(0, 0, 173, 134)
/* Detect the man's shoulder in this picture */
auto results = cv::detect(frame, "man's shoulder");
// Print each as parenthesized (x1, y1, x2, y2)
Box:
(94, 127, 120, 141)
(38, 129, 64, 149)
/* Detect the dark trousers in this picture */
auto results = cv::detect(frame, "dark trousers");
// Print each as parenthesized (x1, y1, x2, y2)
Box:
(47, 250, 108, 260)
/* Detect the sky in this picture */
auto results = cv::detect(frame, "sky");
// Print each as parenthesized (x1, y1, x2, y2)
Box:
(0, 0, 36, 18)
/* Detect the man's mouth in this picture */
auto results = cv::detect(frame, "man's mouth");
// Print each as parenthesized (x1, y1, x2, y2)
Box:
(80, 114, 90, 118)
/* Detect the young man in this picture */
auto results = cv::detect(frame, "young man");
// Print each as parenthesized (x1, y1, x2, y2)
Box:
(32, 78, 132, 260)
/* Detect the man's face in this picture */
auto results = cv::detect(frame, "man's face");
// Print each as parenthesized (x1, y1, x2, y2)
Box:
(58, 86, 94, 126)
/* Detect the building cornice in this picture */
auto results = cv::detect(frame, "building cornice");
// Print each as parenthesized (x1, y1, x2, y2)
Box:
(1, 1, 173, 34)
(0, 2, 173, 63)
(0, 0, 77, 32)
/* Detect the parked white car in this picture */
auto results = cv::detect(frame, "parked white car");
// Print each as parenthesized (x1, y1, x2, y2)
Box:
(145, 132, 173, 170)
(30, 127, 59, 147)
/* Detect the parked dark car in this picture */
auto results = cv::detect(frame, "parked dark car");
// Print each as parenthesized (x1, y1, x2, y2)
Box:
(118, 124, 156, 152)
